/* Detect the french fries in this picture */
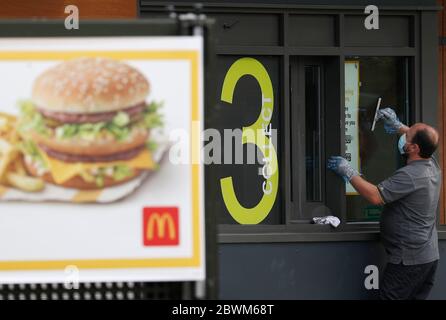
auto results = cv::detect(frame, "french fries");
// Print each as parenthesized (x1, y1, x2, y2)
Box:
(0, 139, 17, 183)
(6, 172, 45, 192)
(12, 158, 26, 175)
(0, 113, 46, 193)
(0, 112, 17, 122)
(0, 113, 17, 141)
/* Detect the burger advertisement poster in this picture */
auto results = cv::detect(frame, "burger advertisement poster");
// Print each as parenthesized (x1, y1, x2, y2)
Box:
(0, 37, 204, 283)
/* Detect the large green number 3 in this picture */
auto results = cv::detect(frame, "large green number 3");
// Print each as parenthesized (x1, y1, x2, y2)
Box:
(220, 58, 279, 224)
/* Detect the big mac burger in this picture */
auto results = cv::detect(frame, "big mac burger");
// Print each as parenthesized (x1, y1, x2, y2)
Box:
(17, 57, 163, 189)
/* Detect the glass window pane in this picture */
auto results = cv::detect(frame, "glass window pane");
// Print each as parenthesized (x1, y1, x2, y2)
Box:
(305, 65, 322, 201)
(344, 57, 409, 222)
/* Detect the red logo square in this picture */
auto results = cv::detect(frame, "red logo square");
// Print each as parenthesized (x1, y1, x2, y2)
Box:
(143, 207, 179, 246)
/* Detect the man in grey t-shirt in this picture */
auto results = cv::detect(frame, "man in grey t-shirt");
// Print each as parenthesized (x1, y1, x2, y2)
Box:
(328, 108, 440, 300)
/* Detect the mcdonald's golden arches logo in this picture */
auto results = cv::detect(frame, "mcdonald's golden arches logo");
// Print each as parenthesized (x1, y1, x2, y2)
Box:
(143, 207, 179, 246)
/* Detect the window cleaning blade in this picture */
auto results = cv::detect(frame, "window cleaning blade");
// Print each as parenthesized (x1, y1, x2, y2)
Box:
(371, 97, 382, 132)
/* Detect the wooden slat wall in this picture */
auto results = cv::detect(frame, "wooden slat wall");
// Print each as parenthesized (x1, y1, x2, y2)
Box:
(439, 0, 445, 224)
(0, 0, 137, 19)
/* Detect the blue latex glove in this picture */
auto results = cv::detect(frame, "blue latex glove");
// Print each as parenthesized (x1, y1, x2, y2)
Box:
(376, 107, 403, 134)
(327, 156, 359, 182)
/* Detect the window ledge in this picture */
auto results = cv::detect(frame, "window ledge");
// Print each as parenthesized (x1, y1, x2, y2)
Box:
(218, 225, 446, 243)
(218, 224, 380, 243)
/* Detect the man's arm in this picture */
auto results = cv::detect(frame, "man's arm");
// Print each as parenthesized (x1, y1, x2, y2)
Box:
(327, 108, 410, 206)
(328, 155, 415, 206)
(349, 175, 384, 206)
(327, 156, 384, 206)
(398, 124, 409, 135)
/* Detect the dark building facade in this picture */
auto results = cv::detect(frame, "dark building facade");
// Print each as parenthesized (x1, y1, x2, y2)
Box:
(0, 0, 441, 300)
(140, 0, 445, 299)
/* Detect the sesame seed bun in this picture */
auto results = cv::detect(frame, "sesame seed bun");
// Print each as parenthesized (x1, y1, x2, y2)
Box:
(31, 57, 150, 114)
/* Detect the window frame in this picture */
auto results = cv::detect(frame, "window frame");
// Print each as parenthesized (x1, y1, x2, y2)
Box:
(187, 7, 440, 241)
(289, 57, 334, 223)
(343, 55, 412, 223)
(289, 55, 416, 225)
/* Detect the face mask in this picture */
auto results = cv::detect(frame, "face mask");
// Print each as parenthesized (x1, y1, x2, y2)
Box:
(398, 133, 407, 155)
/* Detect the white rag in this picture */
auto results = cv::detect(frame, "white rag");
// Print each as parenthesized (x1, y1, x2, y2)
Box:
(312, 216, 341, 228)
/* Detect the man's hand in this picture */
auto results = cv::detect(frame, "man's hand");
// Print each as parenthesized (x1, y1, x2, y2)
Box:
(376, 107, 403, 134)
(327, 156, 359, 182)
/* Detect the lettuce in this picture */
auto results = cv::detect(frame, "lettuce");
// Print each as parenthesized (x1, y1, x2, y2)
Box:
(18, 101, 52, 137)
(143, 101, 164, 129)
(18, 100, 164, 142)
(80, 165, 134, 185)
(18, 140, 48, 169)
(146, 101, 163, 113)
(95, 175, 105, 187)
(113, 165, 133, 181)
(55, 124, 77, 139)
(145, 140, 158, 152)
(19, 100, 35, 117)
(113, 112, 130, 127)
(106, 123, 130, 141)
(143, 112, 163, 129)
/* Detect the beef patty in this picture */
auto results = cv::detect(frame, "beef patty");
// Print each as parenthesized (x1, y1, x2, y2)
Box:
(39, 144, 146, 163)
(37, 102, 146, 124)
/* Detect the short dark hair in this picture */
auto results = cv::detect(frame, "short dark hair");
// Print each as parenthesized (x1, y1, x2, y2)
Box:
(411, 128, 438, 158)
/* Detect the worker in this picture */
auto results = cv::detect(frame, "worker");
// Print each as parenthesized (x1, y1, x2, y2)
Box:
(327, 108, 441, 300)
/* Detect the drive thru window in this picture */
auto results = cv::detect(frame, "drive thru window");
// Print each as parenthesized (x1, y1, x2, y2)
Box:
(292, 56, 411, 222)
(344, 56, 410, 222)
(208, 9, 438, 237)
(140, 2, 440, 239)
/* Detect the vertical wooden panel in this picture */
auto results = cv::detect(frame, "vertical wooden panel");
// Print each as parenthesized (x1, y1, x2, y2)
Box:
(0, 0, 137, 19)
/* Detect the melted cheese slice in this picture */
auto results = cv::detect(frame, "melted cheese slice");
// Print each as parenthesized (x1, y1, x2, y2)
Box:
(39, 148, 155, 184)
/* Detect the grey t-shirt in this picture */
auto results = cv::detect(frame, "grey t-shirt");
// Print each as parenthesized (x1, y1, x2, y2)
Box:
(377, 157, 441, 265)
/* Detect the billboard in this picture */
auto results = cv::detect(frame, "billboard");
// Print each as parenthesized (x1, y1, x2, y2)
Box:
(0, 36, 204, 283)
